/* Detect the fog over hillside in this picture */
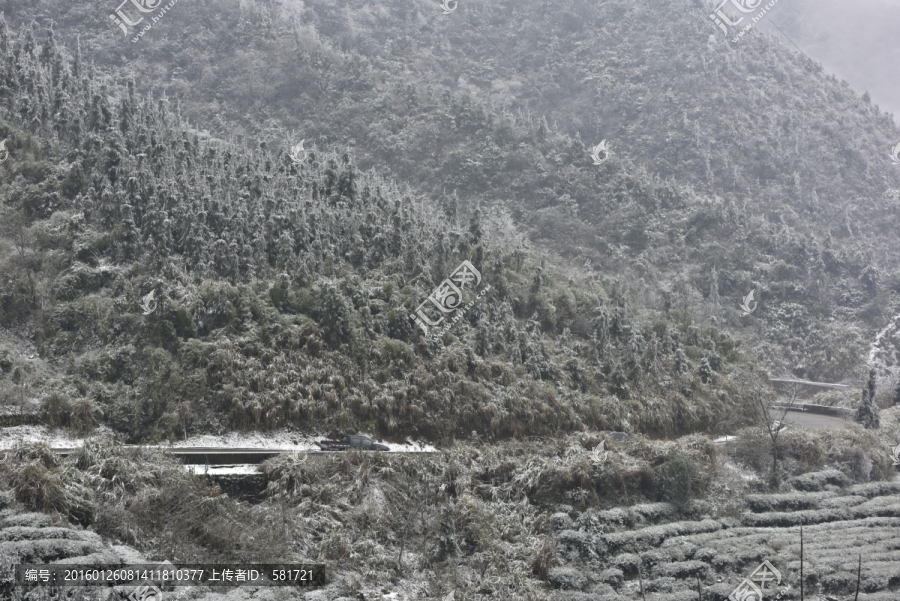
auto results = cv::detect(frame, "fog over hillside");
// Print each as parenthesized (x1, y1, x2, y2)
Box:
(0, 0, 899, 599)
(759, 0, 900, 118)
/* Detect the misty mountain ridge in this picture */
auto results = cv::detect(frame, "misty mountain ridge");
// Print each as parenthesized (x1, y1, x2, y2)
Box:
(1, 2, 900, 599)
(0, 0, 899, 444)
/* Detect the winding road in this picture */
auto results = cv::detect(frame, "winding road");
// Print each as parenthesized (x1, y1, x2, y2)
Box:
(779, 409, 849, 430)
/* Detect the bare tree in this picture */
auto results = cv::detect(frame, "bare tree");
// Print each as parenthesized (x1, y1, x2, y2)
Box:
(0, 207, 41, 310)
(744, 377, 803, 483)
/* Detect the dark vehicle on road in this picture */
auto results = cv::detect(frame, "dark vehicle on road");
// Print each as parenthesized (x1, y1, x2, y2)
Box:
(319, 435, 390, 451)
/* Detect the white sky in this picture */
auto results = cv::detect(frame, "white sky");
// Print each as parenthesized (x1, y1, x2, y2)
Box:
(758, 0, 900, 119)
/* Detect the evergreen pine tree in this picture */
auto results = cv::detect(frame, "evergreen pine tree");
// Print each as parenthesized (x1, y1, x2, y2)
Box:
(855, 368, 880, 429)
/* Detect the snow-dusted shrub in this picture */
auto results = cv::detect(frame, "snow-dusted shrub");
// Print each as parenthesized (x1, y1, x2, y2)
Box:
(549, 512, 573, 532)
(594, 507, 633, 528)
(0, 513, 55, 528)
(652, 559, 707, 579)
(741, 508, 847, 528)
(849, 481, 900, 498)
(693, 547, 717, 562)
(788, 469, 849, 491)
(710, 553, 735, 571)
(744, 491, 835, 512)
(547, 566, 589, 590)
(320, 529, 352, 560)
(730, 426, 892, 485)
(642, 543, 697, 567)
(820, 494, 867, 509)
(0, 538, 99, 563)
(643, 575, 680, 593)
(556, 529, 594, 561)
(0, 527, 100, 543)
(652, 452, 698, 509)
(631, 503, 677, 524)
(610, 552, 641, 576)
(0, 443, 95, 526)
(782, 429, 894, 483)
(531, 537, 557, 581)
(729, 427, 772, 472)
(845, 447, 875, 482)
(851, 496, 900, 519)
(601, 519, 722, 554)
(596, 567, 623, 586)
(820, 570, 859, 595)
(550, 590, 615, 601)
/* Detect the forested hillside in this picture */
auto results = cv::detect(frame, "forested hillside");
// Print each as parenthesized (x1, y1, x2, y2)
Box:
(4, 0, 898, 386)
(0, 0, 898, 441)
(3, 2, 900, 599)
(0, 17, 757, 444)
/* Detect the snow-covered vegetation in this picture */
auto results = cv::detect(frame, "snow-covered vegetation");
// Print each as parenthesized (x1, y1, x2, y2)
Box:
(0, 0, 899, 597)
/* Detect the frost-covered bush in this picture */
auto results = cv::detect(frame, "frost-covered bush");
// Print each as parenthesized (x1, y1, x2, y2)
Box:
(820, 570, 859, 595)
(788, 469, 849, 491)
(849, 481, 900, 498)
(531, 537, 557, 581)
(549, 512, 573, 532)
(819, 494, 867, 509)
(652, 559, 707, 579)
(851, 496, 900, 519)
(610, 552, 641, 576)
(320, 529, 352, 561)
(601, 519, 722, 554)
(550, 590, 616, 601)
(0, 513, 55, 528)
(594, 507, 633, 528)
(729, 426, 892, 485)
(729, 427, 772, 473)
(741, 508, 846, 527)
(596, 567, 624, 586)
(0, 526, 99, 543)
(546, 566, 589, 590)
(744, 491, 835, 512)
(630, 503, 677, 523)
(0, 538, 99, 563)
(0, 442, 95, 526)
(652, 452, 698, 510)
(0, 438, 285, 563)
(556, 529, 594, 561)
(642, 543, 697, 568)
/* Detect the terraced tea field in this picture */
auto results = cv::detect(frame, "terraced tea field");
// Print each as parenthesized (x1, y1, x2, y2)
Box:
(547, 475, 900, 600)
